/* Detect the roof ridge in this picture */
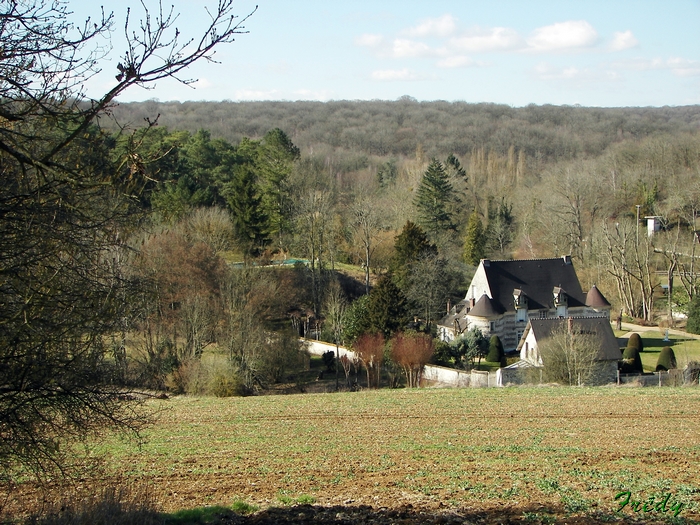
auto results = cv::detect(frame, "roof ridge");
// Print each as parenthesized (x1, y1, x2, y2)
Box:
(484, 256, 572, 262)
(533, 315, 609, 321)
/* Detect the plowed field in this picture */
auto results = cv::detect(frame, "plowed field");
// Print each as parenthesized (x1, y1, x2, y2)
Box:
(9, 387, 700, 523)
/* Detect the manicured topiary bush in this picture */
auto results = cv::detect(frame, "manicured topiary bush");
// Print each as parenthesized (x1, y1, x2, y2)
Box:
(626, 332, 644, 352)
(486, 335, 504, 364)
(656, 346, 677, 371)
(621, 346, 643, 374)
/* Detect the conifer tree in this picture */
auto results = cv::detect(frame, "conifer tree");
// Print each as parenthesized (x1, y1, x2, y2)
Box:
(390, 221, 438, 291)
(463, 209, 487, 266)
(367, 275, 410, 338)
(414, 158, 454, 237)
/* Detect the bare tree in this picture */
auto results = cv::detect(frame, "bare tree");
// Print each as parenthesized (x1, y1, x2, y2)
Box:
(186, 207, 236, 255)
(351, 192, 385, 294)
(0, 0, 255, 480)
(324, 280, 347, 390)
(537, 324, 601, 386)
(603, 219, 658, 321)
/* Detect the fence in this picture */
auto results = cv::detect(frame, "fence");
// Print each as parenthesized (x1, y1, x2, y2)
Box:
(302, 339, 700, 389)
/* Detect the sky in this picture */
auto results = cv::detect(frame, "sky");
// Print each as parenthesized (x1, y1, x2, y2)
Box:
(72, 0, 700, 107)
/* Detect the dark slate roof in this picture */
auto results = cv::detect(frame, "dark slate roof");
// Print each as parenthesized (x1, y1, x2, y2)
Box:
(467, 294, 505, 318)
(481, 257, 586, 313)
(439, 299, 470, 330)
(586, 285, 611, 307)
(527, 317, 622, 361)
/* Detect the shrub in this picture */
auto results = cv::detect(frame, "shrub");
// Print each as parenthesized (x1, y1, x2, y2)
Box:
(431, 340, 453, 367)
(656, 346, 677, 371)
(626, 332, 644, 352)
(322, 350, 336, 372)
(486, 335, 504, 364)
(209, 368, 245, 397)
(621, 346, 643, 374)
(687, 295, 700, 334)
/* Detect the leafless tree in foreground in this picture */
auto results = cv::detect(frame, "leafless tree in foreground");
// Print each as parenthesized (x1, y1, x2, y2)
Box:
(0, 0, 255, 481)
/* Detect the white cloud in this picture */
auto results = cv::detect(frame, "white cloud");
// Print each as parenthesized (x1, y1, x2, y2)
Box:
(191, 78, 213, 89)
(610, 30, 639, 51)
(404, 14, 457, 38)
(234, 89, 280, 100)
(437, 55, 485, 69)
(450, 27, 522, 52)
(527, 20, 599, 52)
(355, 33, 384, 48)
(371, 68, 424, 81)
(667, 57, 700, 77)
(391, 38, 439, 58)
(533, 62, 615, 82)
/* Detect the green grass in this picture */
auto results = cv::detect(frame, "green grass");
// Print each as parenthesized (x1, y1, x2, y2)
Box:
(615, 328, 700, 372)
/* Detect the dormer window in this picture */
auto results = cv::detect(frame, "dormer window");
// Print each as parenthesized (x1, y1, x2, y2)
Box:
(553, 286, 568, 307)
(513, 289, 527, 309)
(553, 287, 568, 317)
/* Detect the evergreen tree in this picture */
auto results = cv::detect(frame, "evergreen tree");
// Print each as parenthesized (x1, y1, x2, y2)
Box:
(256, 128, 300, 247)
(656, 346, 677, 371)
(224, 163, 269, 255)
(390, 221, 438, 291)
(463, 209, 487, 266)
(621, 346, 643, 373)
(414, 158, 454, 237)
(687, 295, 700, 334)
(487, 335, 505, 363)
(367, 274, 410, 338)
(626, 333, 644, 353)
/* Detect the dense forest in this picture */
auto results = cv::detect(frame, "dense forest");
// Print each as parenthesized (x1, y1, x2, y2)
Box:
(107, 100, 700, 319)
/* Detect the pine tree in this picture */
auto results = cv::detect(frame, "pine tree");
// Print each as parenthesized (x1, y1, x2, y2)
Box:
(463, 209, 487, 266)
(367, 275, 410, 338)
(414, 158, 454, 237)
(390, 221, 438, 291)
(224, 164, 269, 256)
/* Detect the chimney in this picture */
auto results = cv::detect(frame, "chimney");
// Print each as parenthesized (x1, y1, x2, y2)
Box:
(447, 299, 451, 314)
(567, 317, 573, 333)
(469, 297, 475, 308)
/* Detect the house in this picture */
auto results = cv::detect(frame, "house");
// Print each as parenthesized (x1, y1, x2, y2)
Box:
(514, 316, 622, 385)
(438, 256, 611, 351)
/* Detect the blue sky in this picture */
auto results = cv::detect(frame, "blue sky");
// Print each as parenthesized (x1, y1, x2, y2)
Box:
(74, 0, 700, 107)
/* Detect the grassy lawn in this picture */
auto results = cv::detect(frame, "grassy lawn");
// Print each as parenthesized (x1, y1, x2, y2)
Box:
(616, 328, 700, 372)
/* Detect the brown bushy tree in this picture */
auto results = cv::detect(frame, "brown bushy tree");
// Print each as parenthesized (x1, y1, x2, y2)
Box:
(390, 332, 434, 388)
(353, 333, 385, 388)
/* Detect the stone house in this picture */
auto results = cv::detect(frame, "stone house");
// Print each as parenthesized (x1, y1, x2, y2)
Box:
(438, 256, 611, 351)
(514, 316, 622, 385)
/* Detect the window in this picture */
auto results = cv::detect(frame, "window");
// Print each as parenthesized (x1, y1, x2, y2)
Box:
(539, 310, 548, 319)
(489, 321, 496, 331)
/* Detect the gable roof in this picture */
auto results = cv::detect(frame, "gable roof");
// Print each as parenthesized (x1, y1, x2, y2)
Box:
(525, 317, 622, 361)
(480, 257, 586, 313)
